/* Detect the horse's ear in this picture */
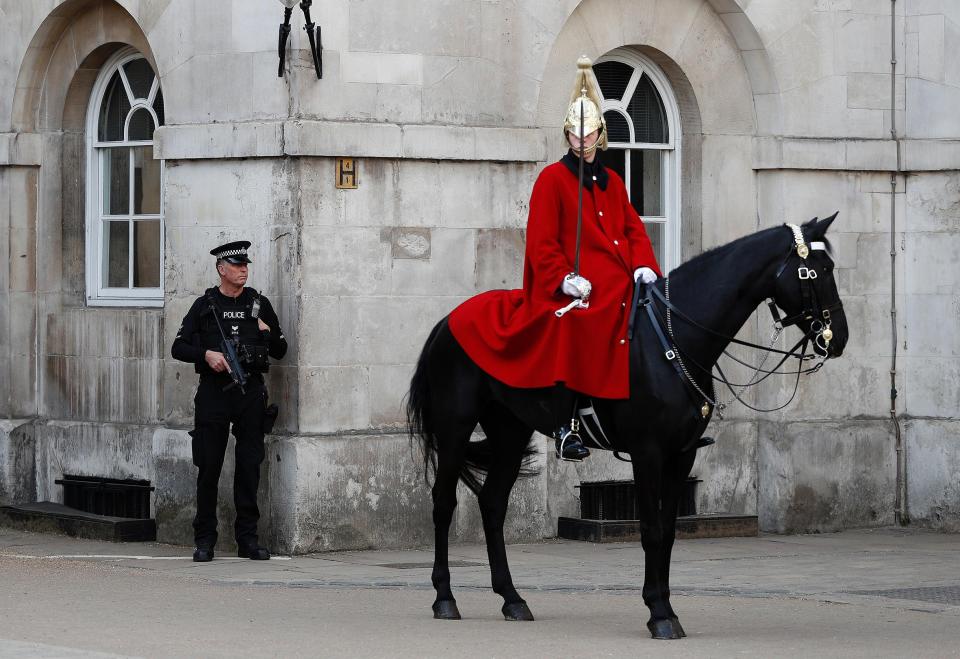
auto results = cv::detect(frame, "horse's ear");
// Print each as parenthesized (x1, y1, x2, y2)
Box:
(815, 212, 838, 237)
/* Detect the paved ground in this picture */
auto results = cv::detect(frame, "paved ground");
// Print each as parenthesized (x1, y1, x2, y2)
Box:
(0, 527, 958, 658)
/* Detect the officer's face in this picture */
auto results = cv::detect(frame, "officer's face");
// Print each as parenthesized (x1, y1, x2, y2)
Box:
(218, 260, 248, 287)
(567, 129, 600, 160)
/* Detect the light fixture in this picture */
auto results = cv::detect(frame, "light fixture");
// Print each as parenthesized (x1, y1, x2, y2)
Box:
(276, 0, 322, 79)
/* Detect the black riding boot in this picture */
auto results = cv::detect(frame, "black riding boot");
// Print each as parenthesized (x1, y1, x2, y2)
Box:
(552, 386, 590, 461)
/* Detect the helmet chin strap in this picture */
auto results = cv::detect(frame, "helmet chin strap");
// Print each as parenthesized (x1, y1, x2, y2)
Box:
(567, 131, 602, 156)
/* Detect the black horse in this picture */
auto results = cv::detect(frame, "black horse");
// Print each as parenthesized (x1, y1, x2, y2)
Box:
(407, 216, 848, 639)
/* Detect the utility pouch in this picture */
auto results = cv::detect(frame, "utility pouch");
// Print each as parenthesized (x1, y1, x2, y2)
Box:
(243, 344, 270, 372)
(262, 403, 279, 434)
(188, 429, 202, 467)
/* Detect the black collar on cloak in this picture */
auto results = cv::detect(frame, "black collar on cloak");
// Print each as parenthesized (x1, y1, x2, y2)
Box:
(560, 149, 608, 191)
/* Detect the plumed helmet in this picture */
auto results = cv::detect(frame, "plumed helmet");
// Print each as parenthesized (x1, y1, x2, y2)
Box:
(563, 56, 607, 153)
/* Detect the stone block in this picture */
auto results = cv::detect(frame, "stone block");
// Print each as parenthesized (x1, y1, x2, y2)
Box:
(368, 363, 415, 429)
(388, 228, 476, 296)
(847, 72, 904, 110)
(917, 14, 945, 82)
(350, 0, 480, 56)
(438, 161, 536, 230)
(421, 56, 536, 127)
(700, 135, 756, 249)
(335, 296, 457, 367)
(298, 296, 340, 367)
(905, 172, 960, 231)
(401, 124, 474, 160)
(7, 350, 36, 418)
(151, 427, 195, 546)
(42, 355, 161, 424)
(904, 419, 960, 531)
(162, 52, 289, 125)
(904, 294, 960, 358)
(845, 139, 898, 171)
(285, 120, 404, 158)
(300, 226, 391, 296)
(384, 227, 431, 260)
(161, 359, 197, 427)
(340, 52, 423, 85)
(902, 140, 960, 171)
(268, 433, 436, 553)
(835, 293, 905, 358)
(154, 122, 284, 160)
(835, 12, 905, 75)
(692, 420, 758, 516)
(0, 419, 35, 505)
(298, 366, 370, 433)
(905, 78, 960, 139)
(758, 420, 895, 533)
(904, 357, 960, 418)
(676, 7, 756, 136)
(780, 77, 885, 139)
(475, 228, 525, 291)
(903, 231, 960, 295)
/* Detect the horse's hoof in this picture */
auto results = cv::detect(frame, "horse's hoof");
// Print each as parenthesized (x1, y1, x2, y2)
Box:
(432, 600, 461, 620)
(502, 601, 535, 621)
(647, 618, 683, 640)
(670, 617, 687, 638)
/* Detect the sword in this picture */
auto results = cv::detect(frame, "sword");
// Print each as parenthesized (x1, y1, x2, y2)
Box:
(575, 92, 585, 276)
(556, 91, 590, 318)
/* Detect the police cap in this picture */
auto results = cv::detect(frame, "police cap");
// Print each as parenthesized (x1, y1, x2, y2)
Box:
(210, 240, 252, 264)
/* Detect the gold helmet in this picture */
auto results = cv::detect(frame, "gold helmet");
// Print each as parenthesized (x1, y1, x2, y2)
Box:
(563, 56, 607, 154)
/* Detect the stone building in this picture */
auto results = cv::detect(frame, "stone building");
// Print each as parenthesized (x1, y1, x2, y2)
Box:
(0, 0, 957, 552)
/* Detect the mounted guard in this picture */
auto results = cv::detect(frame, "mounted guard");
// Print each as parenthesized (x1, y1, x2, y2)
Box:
(448, 56, 662, 461)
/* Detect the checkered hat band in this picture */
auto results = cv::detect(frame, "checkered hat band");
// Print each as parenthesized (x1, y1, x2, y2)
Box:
(217, 249, 247, 257)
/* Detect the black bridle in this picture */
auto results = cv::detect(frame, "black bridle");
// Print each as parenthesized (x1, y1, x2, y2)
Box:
(628, 224, 844, 419)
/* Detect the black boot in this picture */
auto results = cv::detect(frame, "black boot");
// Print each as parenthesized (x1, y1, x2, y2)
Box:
(237, 542, 271, 560)
(193, 546, 214, 562)
(554, 421, 590, 462)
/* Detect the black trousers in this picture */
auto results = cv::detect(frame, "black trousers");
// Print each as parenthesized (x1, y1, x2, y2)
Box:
(191, 375, 267, 548)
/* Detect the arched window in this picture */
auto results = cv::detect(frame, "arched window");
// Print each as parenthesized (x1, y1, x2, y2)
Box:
(85, 48, 164, 306)
(594, 51, 681, 271)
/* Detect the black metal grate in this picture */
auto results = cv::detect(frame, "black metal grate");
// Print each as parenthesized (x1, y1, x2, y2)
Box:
(55, 475, 154, 519)
(848, 585, 960, 605)
(578, 478, 701, 520)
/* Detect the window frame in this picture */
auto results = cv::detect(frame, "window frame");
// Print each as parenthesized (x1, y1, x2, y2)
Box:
(596, 50, 682, 272)
(85, 47, 165, 307)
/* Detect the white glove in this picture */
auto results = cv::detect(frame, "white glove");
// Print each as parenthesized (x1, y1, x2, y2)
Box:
(562, 273, 592, 299)
(633, 267, 658, 284)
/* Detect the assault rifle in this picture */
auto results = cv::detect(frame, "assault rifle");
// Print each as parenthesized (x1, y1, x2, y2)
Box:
(206, 297, 249, 394)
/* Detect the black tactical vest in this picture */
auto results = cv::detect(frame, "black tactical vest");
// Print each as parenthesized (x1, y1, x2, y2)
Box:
(199, 287, 270, 373)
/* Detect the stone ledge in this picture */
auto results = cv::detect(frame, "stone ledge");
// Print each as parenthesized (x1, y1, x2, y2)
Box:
(155, 121, 547, 162)
(754, 137, 960, 172)
(0, 133, 42, 166)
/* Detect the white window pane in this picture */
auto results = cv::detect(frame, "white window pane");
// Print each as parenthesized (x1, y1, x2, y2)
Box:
(630, 150, 662, 216)
(133, 146, 161, 214)
(102, 147, 130, 215)
(123, 58, 155, 100)
(645, 221, 665, 267)
(133, 221, 161, 288)
(97, 71, 130, 142)
(104, 221, 130, 287)
(627, 73, 668, 144)
(126, 107, 155, 141)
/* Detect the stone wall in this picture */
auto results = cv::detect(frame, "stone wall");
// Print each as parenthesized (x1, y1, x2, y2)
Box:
(0, 0, 957, 549)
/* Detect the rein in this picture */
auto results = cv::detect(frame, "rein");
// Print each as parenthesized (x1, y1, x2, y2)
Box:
(628, 224, 843, 418)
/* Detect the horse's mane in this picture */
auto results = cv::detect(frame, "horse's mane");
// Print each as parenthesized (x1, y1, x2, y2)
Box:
(671, 219, 829, 280)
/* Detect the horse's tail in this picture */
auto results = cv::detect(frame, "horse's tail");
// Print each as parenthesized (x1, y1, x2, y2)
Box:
(407, 318, 540, 497)
(407, 319, 445, 488)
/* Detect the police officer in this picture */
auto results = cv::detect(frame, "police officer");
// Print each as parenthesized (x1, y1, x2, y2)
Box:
(171, 241, 287, 562)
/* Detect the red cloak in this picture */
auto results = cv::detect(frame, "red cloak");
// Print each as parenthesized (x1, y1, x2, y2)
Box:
(449, 159, 661, 399)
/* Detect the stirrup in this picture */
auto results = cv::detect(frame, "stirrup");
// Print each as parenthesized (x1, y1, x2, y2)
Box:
(554, 419, 590, 462)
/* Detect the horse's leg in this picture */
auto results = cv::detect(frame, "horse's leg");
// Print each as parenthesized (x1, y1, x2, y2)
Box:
(430, 420, 473, 620)
(478, 405, 535, 621)
(653, 449, 698, 638)
(630, 448, 683, 639)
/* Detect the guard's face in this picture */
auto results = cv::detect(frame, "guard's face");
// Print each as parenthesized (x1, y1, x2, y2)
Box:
(218, 260, 248, 287)
(567, 129, 600, 152)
